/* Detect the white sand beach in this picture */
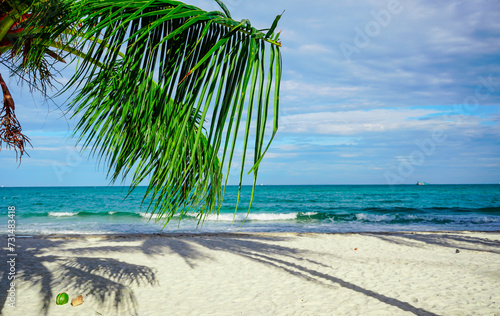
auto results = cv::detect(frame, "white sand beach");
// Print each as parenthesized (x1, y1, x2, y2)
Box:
(1, 231, 499, 315)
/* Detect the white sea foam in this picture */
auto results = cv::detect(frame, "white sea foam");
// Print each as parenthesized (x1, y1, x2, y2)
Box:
(302, 212, 318, 216)
(471, 216, 500, 224)
(48, 212, 79, 217)
(204, 213, 298, 222)
(108, 211, 116, 215)
(139, 212, 163, 220)
(138, 211, 300, 222)
(355, 214, 394, 222)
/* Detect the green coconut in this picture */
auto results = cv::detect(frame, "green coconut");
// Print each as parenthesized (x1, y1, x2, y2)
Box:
(56, 292, 69, 305)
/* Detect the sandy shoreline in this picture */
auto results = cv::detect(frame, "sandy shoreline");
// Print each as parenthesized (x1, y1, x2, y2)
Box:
(1, 231, 499, 315)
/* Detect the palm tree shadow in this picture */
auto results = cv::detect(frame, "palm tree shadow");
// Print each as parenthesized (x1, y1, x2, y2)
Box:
(63, 234, 214, 269)
(0, 232, 464, 315)
(361, 231, 500, 254)
(154, 233, 440, 316)
(0, 236, 157, 315)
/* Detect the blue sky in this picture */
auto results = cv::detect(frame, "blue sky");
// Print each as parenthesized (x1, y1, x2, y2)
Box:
(1, 0, 499, 186)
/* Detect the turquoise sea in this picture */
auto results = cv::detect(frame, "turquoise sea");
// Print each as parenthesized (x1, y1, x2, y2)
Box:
(1, 185, 500, 235)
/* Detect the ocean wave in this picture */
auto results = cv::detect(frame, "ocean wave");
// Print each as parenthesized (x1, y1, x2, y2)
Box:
(340, 213, 500, 225)
(48, 212, 79, 217)
(214, 213, 299, 222)
(356, 213, 395, 222)
(21, 209, 500, 226)
(138, 211, 305, 222)
(476, 207, 500, 215)
(468, 216, 500, 224)
(302, 212, 318, 216)
(138, 212, 164, 220)
(34, 211, 143, 218)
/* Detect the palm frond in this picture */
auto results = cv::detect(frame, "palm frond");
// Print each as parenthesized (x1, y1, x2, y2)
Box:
(17, 0, 283, 225)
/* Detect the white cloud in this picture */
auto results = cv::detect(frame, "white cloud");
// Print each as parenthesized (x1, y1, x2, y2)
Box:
(29, 147, 63, 152)
(281, 80, 362, 103)
(280, 108, 444, 135)
(296, 43, 332, 55)
(263, 152, 298, 159)
(275, 144, 300, 151)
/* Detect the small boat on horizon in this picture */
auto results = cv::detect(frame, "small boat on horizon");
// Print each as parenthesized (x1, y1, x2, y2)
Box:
(416, 181, 428, 185)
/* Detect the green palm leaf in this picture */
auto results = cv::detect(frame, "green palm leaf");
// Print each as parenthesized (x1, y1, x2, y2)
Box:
(5, 0, 283, 226)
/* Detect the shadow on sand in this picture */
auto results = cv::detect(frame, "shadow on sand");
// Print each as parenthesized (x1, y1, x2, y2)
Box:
(3, 231, 497, 315)
(361, 231, 500, 254)
(0, 236, 157, 315)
